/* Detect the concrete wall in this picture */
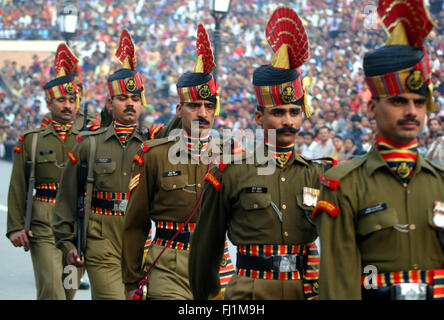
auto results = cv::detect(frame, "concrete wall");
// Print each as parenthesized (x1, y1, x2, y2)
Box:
(0, 40, 64, 67)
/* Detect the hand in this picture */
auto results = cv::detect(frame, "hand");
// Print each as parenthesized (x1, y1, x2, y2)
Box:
(66, 248, 85, 267)
(126, 289, 137, 300)
(9, 229, 33, 248)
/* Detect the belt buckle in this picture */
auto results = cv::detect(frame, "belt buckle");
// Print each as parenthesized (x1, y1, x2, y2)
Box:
(392, 283, 428, 300)
(113, 199, 128, 212)
(272, 254, 298, 273)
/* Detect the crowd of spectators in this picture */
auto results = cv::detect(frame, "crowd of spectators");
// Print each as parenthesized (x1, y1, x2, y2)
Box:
(0, 0, 443, 163)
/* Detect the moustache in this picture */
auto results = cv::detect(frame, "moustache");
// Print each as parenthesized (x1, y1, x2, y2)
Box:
(61, 109, 72, 114)
(276, 126, 298, 134)
(397, 117, 420, 126)
(192, 117, 210, 125)
(124, 107, 136, 113)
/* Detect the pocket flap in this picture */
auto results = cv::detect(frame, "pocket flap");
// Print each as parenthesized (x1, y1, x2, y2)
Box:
(357, 207, 398, 236)
(240, 193, 271, 211)
(36, 151, 56, 163)
(160, 174, 188, 191)
(93, 162, 116, 174)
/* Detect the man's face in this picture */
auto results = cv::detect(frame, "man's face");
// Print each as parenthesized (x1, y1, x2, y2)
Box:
(296, 134, 304, 145)
(255, 104, 303, 146)
(368, 93, 427, 145)
(109, 94, 143, 124)
(176, 100, 216, 136)
(47, 95, 76, 124)
(303, 119, 312, 131)
(344, 139, 354, 151)
(319, 128, 329, 142)
(429, 119, 440, 132)
(333, 137, 343, 150)
(304, 134, 313, 145)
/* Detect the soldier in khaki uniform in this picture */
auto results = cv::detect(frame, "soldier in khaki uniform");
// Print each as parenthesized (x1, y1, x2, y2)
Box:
(52, 30, 154, 300)
(6, 44, 94, 299)
(313, 1, 444, 300)
(40, 73, 100, 132)
(122, 24, 235, 300)
(188, 8, 324, 300)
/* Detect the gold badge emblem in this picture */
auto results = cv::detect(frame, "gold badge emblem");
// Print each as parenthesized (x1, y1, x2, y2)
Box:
(198, 84, 211, 99)
(281, 86, 297, 104)
(406, 70, 424, 92)
(312, 282, 319, 294)
(276, 153, 289, 168)
(397, 162, 411, 179)
(126, 78, 137, 92)
(65, 82, 74, 95)
(220, 256, 228, 268)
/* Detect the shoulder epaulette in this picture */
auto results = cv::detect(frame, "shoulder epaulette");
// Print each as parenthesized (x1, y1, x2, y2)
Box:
(78, 126, 107, 136)
(22, 127, 43, 137)
(320, 156, 367, 190)
(426, 158, 444, 172)
(76, 127, 107, 143)
(144, 136, 172, 150)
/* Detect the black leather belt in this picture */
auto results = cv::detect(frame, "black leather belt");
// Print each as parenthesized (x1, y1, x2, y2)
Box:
(362, 284, 434, 300)
(236, 253, 306, 273)
(91, 198, 128, 212)
(35, 189, 58, 199)
(154, 228, 192, 244)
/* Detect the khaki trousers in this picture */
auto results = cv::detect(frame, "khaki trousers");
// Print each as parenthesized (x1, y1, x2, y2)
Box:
(85, 213, 125, 300)
(30, 201, 82, 300)
(145, 243, 193, 300)
(224, 273, 306, 300)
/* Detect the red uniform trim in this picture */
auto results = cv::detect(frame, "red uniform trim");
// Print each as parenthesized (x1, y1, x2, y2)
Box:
(312, 200, 340, 219)
(68, 151, 77, 164)
(204, 172, 221, 191)
(320, 174, 340, 190)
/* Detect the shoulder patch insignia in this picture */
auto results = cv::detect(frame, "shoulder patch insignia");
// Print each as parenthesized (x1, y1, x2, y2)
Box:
(204, 172, 222, 191)
(141, 142, 150, 153)
(320, 174, 340, 190)
(129, 172, 141, 191)
(68, 151, 77, 164)
(312, 200, 340, 220)
(133, 153, 144, 166)
(13, 146, 22, 153)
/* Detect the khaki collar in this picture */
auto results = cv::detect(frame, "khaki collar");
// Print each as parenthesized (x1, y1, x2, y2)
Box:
(255, 142, 310, 167)
(104, 122, 144, 143)
(42, 121, 79, 137)
(365, 144, 438, 178)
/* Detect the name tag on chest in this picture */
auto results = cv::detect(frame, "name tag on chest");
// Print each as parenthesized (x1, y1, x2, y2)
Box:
(163, 171, 182, 177)
(359, 203, 388, 216)
(95, 158, 112, 163)
(244, 187, 268, 193)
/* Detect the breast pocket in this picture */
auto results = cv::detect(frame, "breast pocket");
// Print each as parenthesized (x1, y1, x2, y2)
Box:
(357, 207, 400, 262)
(239, 193, 273, 230)
(36, 151, 57, 179)
(94, 162, 117, 189)
(157, 174, 191, 208)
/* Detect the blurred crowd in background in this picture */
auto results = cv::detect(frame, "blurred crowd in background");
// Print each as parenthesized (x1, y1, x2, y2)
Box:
(0, 0, 443, 163)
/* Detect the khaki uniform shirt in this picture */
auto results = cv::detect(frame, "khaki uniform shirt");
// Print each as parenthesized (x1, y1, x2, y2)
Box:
(7, 123, 81, 237)
(188, 146, 325, 299)
(52, 123, 148, 256)
(122, 135, 221, 291)
(314, 145, 444, 299)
